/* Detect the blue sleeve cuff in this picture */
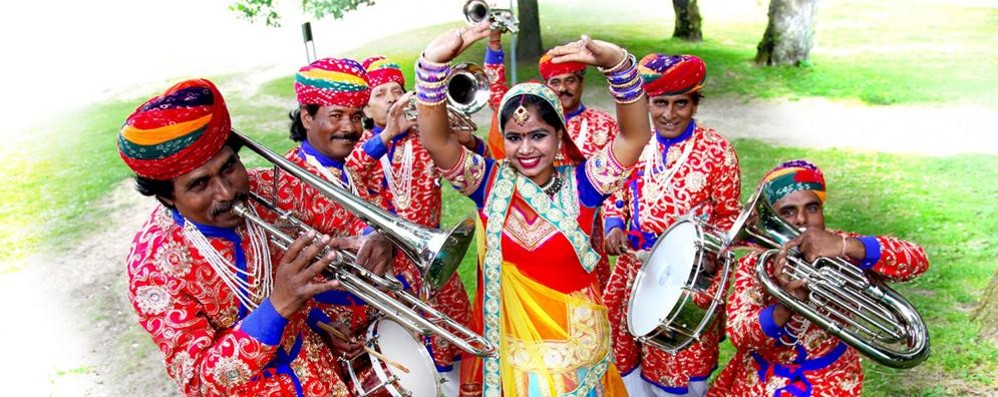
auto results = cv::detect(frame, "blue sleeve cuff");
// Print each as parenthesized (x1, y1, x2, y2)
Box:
(362, 225, 375, 236)
(472, 136, 487, 156)
(605, 217, 625, 236)
(239, 298, 288, 346)
(362, 135, 388, 159)
(857, 236, 881, 269)
(316, 290, 368, 306)
(485, 47, 505, 65)
(759, 304, 786, 340)
(306, 308, 332, 334)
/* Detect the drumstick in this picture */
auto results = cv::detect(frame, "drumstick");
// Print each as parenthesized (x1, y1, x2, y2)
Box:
(317, 321, 353, 341)
(363, 345, 411, 374)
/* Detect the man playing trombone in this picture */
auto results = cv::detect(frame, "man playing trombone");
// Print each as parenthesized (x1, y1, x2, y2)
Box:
(709, 160, 929, 396)
(120, 79, 394, 396)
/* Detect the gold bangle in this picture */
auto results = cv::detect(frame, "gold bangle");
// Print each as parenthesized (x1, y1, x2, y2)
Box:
(599, 50, 632, 74)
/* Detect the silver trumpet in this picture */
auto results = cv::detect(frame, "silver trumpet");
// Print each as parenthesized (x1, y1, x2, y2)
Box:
(730, 187, 930, 369)
(463, 0, 519, 33)
(232, 131, 496, 358)
(404, 62, 490, 133)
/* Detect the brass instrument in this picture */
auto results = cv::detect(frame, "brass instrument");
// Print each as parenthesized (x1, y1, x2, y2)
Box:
(730, 187, 930, 369)
(463, 0, 519, 33)
(405, 62, 490, 133)
(232, 131, 495, 358)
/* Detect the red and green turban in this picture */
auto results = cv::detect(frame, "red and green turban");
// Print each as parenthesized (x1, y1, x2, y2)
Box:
(638, 53, 706, 97)
(362, 56, 406, 89)
(117, 79, 231, 180)
(294, 58, 371, 108)
(538, 51, 587, 81)
(761, 160, 827, 206)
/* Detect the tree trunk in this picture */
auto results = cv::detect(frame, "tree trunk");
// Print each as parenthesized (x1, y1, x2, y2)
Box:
(972, 267, 998, 345)
(672, 0, 702, 41)
(516, 0, 543, 63)
(755, 0, 818, 66)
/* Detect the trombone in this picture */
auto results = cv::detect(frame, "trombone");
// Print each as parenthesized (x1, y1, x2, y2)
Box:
(404, 62, 490, 133)
(232, 131, 496, 358)
(729, 187, 930, 369)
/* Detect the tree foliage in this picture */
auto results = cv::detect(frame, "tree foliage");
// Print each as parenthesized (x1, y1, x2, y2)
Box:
(230, 0, 377, 27)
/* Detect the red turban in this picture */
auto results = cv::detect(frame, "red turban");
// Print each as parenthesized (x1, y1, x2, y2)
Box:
(638, 53, 706, 97)
(294, 58, 371, 108)
(538, 51, 587, 81)
(117, 79, 231, 180)
(362, 56, 406, 89)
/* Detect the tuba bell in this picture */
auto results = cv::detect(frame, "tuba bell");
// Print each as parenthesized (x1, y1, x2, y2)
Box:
(405, 62, 490, 133)
(729, 186, 930, 369)
(463, 0, 519, 33)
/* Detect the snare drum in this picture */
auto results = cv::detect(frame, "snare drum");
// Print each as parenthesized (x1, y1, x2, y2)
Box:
(343, 318, 440, 397)
(626, 217, 733, 353)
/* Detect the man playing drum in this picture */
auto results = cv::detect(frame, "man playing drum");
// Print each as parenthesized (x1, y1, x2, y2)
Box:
(601, 53, 742, 397)
(120, 79, 394, 396)
(709, 160, 930, 396)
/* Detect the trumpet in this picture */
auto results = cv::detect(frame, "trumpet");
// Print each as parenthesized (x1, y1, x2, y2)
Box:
(405, 62, 490, 133)
(463, 0, 519, 33)
(232, 131, 496, 358)
(730, 187, 930, 369)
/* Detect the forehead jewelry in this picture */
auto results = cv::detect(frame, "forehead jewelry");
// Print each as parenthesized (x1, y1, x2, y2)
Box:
(512, 95, 530, 126)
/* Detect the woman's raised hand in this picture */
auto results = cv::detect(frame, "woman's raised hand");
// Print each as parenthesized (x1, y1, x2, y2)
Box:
(422, 21, 493, 64)
(546, 35, 627, 69)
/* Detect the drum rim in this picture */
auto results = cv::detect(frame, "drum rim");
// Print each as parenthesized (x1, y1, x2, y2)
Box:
(366, 318, 441, 397)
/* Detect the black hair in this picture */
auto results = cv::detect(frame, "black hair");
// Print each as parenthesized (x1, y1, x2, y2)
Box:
(289, 104, 321, 142)
(499, 94, 565, 133)
(691, 91, 704, 105)
(133, 133, 245, 209)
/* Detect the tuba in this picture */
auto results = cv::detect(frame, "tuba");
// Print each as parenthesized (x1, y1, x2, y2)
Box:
(232, 131, 496, 358)
(405, 62, 490, 133)
(463, 0, 519, 33)
(729, 186, 930, 369)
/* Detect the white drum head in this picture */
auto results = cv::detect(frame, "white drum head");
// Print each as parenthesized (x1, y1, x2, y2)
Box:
(369, 319, 439, 397)
(628, 220, 699, 337)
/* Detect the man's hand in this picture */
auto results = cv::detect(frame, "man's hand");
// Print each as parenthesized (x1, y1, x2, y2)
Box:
(329, 233, 394, 277)
(270, 231, 343, 318)
(382, 92, 419, 145)
(316, 320, 363, 358)
(605, 227, 628, 256)
(785, 227, 865, 263)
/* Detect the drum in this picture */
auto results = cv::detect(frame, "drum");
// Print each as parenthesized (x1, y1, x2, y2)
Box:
(343, 318, 440, 397)
(626, 217, 734, 352)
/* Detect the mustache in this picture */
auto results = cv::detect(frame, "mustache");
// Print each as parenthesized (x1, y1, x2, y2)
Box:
(330, 132, 361, 143)
(558, 91, 574, 98)
(211, 192, 249, 217)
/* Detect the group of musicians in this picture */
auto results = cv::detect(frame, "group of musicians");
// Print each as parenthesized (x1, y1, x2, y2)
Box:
(119, 18, 930, 397)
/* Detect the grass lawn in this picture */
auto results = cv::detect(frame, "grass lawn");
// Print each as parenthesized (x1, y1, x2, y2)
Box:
(1, 0, 995, 394)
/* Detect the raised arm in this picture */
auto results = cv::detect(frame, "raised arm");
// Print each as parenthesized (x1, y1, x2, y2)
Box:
(415, 22, 492, 170)
(546, 36, 651, 167)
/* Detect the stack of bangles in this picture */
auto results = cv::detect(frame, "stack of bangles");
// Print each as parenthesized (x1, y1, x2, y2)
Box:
(600, 51, 643, 104)
(415, 55, 451, 106)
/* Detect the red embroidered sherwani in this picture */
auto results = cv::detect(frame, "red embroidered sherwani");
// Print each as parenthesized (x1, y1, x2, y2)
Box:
(601, 122, 741, 393)
(351, 129, 476, 371)
(126, 167, 363, 396)
(709, 234, 929, 397)
(483, 47, 619, 159)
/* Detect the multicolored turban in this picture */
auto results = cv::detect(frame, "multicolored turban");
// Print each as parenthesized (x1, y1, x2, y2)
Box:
(294, 58, 371, 108)
(118, 79, 231, 180)
(638, 53, 706, 97)
(538, 51, 587, 81)
(362, 56, 406, 89)
(497, 82, 585, 164)
(760, 160, 827, 206)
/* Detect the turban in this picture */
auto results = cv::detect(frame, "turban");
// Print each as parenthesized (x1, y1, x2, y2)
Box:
(362, 56, 406, 89)
(118, 79, 231, 181)
(538, 51, 587, 81)
(638, 53, 706, 97)
(760, 160, 827, 206)
(294, 58, 371, 108)
(498, 82, 584, 165)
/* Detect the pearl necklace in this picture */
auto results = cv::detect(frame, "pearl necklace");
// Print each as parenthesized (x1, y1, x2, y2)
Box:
(182, 207, 273, 311)
(381, 138, 414, 210)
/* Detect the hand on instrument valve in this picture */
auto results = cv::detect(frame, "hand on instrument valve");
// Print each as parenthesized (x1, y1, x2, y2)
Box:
(545, 35, 627, 69)
(770, 237, 811, 327)
(422, 20, 492, 64)
(605, 227, 629, 256)
(785, 226, 866, 263)
(271, 231, 345, 318)
(329, 232, 395, 278)
(382, 91, 419, 145)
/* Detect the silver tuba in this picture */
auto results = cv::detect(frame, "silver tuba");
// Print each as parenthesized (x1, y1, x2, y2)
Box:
(730, 186, 930, 369)
(231, 131, 496, 358)
(405, 62, 490, 133)
(463, 0, 519, 33)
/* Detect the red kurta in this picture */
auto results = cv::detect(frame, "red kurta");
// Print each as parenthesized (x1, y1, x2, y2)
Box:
(126, 167, 359, 396)
(709, 233, 929, 397)
(601, 123, 741, 392)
